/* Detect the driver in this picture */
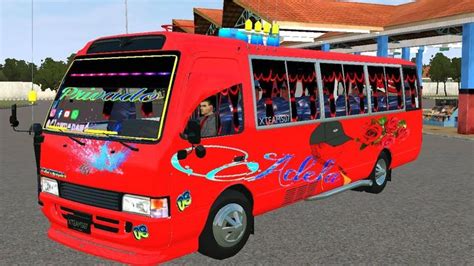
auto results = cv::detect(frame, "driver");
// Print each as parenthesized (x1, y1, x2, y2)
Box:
(199, 98, 218, 137)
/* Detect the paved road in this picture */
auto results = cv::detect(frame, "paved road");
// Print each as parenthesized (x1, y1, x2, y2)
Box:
(0, 101, 473, 265)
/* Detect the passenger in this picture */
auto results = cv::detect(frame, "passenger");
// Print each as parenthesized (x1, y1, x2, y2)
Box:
(199, 98, 218, 137)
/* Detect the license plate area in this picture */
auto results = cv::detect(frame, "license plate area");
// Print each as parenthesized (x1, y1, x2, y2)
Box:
(66, 211, 92, 234)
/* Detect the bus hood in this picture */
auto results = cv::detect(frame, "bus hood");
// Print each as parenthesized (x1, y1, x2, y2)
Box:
(40, 134, 163, 196)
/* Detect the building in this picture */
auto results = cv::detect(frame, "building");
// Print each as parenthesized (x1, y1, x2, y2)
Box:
(171, 0, 474, 134)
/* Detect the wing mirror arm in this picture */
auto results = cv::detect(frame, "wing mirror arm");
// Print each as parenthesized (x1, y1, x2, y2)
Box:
(178, 119, 206, 160)
(9, 104, 37, 134)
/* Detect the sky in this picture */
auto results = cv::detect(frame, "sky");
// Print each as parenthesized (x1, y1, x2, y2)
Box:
(0, 0, 461, 66)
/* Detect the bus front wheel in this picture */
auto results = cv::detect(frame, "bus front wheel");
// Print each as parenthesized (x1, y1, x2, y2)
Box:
(198, 190, 253, 260)
(365, 152, 391, 194)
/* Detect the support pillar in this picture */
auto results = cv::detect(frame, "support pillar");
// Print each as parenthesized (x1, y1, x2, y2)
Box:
(458, 22, 474, 134)
(416, 46, 424, 86)
(376, 35, 388, 57)
(321, 43, 330, 52)
(402, 47, 410, 61)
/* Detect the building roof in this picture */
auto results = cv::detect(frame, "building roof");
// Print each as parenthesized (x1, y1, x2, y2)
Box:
(230, 0, 474, 46)
(172, 0, 474, 44)
(234, 0, 474, 30)
(172, 19, 194, 33)
(386, 0, 474, 27)
(234, 0, 391, 30)
(194, 8, 223, 26)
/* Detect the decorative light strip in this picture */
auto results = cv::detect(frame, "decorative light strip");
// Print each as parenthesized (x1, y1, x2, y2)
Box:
(70, 72, 170, 77)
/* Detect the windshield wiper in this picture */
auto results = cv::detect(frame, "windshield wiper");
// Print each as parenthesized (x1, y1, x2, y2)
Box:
(116, 140, 139, 152)
(47, 126, 85, 146)
(83, 129, 139, 152)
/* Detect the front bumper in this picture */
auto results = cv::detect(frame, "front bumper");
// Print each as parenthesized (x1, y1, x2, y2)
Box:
(40, 192, 181, 264)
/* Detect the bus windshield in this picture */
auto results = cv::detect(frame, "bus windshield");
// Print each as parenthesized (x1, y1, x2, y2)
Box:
(44, 54, 178, 141)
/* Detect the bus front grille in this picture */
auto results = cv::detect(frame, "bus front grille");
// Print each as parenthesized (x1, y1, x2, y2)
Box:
(59, 182, 122, 211)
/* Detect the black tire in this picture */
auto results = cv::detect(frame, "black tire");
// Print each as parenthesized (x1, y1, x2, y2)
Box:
(365, 152, 391, 194)
(198, 189, 253, 260)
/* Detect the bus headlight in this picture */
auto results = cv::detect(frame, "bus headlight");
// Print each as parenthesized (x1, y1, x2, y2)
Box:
(122, 194, 169, 218)
(41, 177, 59, 196)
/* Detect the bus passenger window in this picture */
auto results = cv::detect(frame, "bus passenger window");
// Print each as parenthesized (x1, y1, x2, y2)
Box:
(321, 63, 346, 118)
(403, 67, 420, 110)
(252, 59, 290, 126)
(343, 64, 367, 115)
(287, 61, 320, 122)
(191, 84, 244, 138)
(385, 67, 403, 111)
(368, 66, 388, 112)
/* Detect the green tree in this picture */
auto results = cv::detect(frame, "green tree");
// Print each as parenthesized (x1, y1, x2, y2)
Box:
(0, 63, 6, 81)
(428, 53, 451, 96)
(2, 58, 35, 81)
(35, 58, 67, 91)
(66, 53, 76, 68)
(1, 59, 37, 81)
(0, 70, 6, 81)
(451, 57, 461, 89)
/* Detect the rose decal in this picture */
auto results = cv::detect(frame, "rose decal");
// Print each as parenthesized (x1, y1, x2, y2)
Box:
(384, 117, 400, 134)
(362, 124, 383, 143)
(396, 126, 409, 141)
(355, 116, 409, 150)
(381, 135, 396, 148)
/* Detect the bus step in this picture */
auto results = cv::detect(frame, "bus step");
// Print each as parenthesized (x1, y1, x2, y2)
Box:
(305, 180, 373, 201)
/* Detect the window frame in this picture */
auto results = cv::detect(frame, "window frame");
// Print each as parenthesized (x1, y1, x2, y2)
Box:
(43, 53, 180, 143)
(401, 66, 420, 110)
(192, 83, 246, 139)
(285, 60, 322, 123)
(384, 66, 406, 111)
(367, 64, 390, 113)
(250, 57, 293, 127)
(320, 62, 347, 118)
(249, 55, 407, 131)
(341, 63, 369, 116)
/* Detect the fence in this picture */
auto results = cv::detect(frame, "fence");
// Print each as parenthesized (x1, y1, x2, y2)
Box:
(421, 81, 459, 97)
(0, 82, 56, 101)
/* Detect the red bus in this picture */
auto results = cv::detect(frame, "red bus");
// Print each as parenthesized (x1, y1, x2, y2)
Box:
(10, 31, 422, 264)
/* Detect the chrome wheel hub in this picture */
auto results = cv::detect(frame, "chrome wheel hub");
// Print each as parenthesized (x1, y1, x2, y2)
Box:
(375, 159, 387, 186)
(212, 203, 247, 248)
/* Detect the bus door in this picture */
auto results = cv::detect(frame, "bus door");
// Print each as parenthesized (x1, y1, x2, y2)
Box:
(171, 58, 253, 206)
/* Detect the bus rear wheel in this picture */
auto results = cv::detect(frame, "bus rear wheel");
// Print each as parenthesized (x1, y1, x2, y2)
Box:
(198, 190, 253, 260)
(365, 152, 391, 194)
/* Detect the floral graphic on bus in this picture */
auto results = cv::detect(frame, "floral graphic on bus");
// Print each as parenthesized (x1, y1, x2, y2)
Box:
(355, 116, 409, 150)
(177, 190, 192, 212)
(133, 224, 149, 240)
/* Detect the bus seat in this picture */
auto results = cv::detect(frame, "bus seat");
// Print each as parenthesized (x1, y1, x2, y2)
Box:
(335, 96, 346, 116)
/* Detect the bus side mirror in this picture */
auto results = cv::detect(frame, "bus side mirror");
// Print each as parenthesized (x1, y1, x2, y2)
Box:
(177, 150, 188, 160)
(185, 119, 201, 145)
(195, 145, 206, 158)
(10, 104, 19, 128)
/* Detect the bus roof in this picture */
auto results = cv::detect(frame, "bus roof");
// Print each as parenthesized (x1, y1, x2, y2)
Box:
(76, 31, 415, 67)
